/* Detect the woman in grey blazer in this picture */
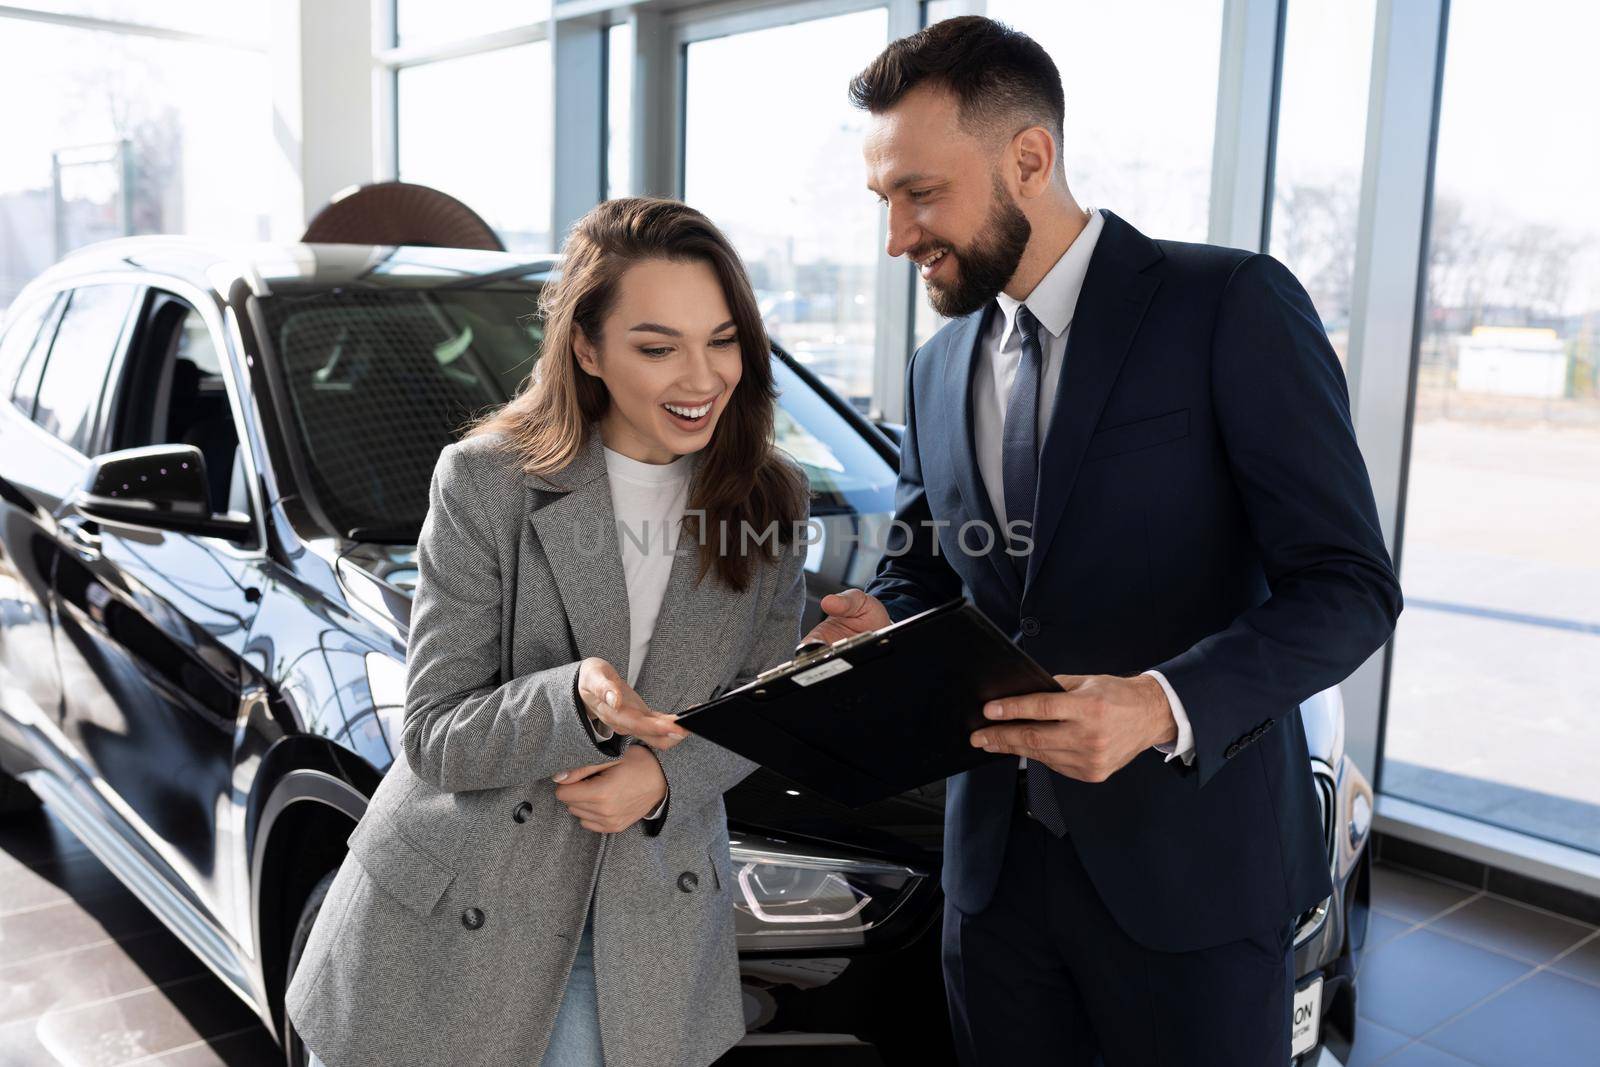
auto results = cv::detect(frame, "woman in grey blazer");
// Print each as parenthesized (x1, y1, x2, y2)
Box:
(285, 198, 812, 1067)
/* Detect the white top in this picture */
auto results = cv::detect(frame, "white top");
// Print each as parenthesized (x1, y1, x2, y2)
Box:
(579, 445, 691, 822)
(969, 208, 1194, 766)
(604, 444, 693, 689)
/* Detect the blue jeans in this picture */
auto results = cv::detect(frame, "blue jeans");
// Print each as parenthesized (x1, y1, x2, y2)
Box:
(540, 911, 603, 1066)
(306, 913, 603, 1067)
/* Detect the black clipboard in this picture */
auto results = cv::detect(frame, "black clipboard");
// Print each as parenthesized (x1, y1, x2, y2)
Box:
(675, 598, 1062, 807)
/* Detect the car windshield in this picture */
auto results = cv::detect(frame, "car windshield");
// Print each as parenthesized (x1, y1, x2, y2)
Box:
(252, 286, 896, 541)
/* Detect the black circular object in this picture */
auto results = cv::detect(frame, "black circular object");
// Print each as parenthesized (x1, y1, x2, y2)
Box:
(1020, 616, 1041, 637)
(676, 872, 699, 893)
(461, 907, 485, 929)
(512, 801, 532, 823)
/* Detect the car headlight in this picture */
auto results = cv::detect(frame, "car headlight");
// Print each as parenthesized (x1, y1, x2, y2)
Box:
(729, 837, 926, 952)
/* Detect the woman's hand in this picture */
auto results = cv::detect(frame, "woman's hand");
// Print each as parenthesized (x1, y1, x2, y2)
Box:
(553, 747, 668, 833)
(576, 658, 686, 749)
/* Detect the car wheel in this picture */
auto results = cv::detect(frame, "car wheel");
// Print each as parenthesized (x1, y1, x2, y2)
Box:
(0, 768, 41, 814)
(282, 867, 337, 1067)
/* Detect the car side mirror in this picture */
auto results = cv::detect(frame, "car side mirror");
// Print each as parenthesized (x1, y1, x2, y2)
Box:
(70, 443, 254, 543)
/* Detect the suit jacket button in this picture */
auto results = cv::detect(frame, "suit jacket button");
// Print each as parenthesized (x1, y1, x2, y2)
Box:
(677, 871, 699, 893)
(512, 801, 533, 823)
(1020, 617, 1041, 637)
(1224, 742, 1240, 759)
(461, 907, 485, 929)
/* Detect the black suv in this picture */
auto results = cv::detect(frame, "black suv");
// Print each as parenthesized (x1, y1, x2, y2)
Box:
(0, 237, 1372, 1065)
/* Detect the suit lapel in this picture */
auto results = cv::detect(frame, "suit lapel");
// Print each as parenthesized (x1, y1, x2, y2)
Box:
(943, 302, 1022, 601)
(1023, 209, 1162, 592)
(524, 431, 633, 684)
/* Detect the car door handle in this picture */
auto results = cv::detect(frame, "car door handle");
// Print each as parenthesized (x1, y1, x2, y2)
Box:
(59, 516, 102, 560)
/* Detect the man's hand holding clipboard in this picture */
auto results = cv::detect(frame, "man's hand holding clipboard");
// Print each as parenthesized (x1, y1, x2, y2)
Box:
(804, 590, 1180, 788)
(673, 596, 1062, 807)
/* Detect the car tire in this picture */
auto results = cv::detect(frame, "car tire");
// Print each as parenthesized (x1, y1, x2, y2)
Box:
(282, 867, 337, 1067)
(0, 768, 41, 814)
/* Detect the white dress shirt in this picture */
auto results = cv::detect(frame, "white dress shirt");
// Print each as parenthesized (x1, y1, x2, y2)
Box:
(584, 444, 691, 818)
(969, 207, 1195, 766)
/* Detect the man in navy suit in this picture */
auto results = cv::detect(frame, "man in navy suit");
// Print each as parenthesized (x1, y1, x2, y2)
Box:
(803, 16, 1402, 1066)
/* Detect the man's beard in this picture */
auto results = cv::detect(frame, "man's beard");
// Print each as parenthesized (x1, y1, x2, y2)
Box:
(920, 176, 1032, 318)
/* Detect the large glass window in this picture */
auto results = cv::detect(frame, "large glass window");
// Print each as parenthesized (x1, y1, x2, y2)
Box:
(0, 15, 273, 310)
(3, 2, 266, 39)
(605, 21, 633, 200)
(985, 0, 1224, 242)
(910, 2, 962, 351)
(1267, 0, 1376, 367)
(395, 0, 550, 49)
(396, 42, 554, 253)
(1384, 0, 1600, 855)
(683, 8, 889, 412)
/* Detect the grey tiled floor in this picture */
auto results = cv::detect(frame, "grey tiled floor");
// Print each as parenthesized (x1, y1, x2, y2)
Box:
(1347, 865, 1600, 1067)
(0, 806, 278, 1067)
(3, 803, 1598, 1065)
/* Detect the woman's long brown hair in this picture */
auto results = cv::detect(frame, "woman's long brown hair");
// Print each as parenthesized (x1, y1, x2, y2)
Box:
(463, 197, 809, 591)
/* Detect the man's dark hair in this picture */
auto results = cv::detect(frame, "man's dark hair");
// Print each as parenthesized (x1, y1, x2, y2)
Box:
(848, 16, 1066, 171)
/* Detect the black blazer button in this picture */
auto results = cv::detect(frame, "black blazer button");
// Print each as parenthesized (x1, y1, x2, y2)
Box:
(461, 907, 485, 929)
(512, 801, 533, 823)
(677, 871, 699, 893)
(1224, 742, 1240, 759)
(1019, 616, 1041, 637)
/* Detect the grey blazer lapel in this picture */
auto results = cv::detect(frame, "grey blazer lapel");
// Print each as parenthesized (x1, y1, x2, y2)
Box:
(523, 431, 735, 713)
(524, 431, 632, 681)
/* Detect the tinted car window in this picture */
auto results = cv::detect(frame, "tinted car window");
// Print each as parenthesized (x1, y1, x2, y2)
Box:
(771, 360, 898, 588)
(255, 287, 545, 537)
(0, 296, 53, 388)
(772, 359, 895, 517)
(255, 285, 899, 551)
(8, 293, 64, 419)
(104, 293, 244, 522)
(33, 284, 138, 452)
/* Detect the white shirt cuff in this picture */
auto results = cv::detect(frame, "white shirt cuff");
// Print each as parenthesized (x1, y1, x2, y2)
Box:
(588, 714, 615, 740)
(645, 791, 667, 821)
(1144, 669, 1195, 766)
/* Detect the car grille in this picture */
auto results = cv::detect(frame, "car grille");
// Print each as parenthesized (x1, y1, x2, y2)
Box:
(1312, 762, 1337, 862)
(1294, 762, 1339, 948)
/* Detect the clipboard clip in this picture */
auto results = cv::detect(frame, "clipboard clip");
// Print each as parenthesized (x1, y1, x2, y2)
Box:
(791, 638, 831, 661)
(752, 629, 887, 685)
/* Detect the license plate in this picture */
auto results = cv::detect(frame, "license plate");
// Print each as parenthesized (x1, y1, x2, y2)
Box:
(1290, 976, 1323, 1058)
